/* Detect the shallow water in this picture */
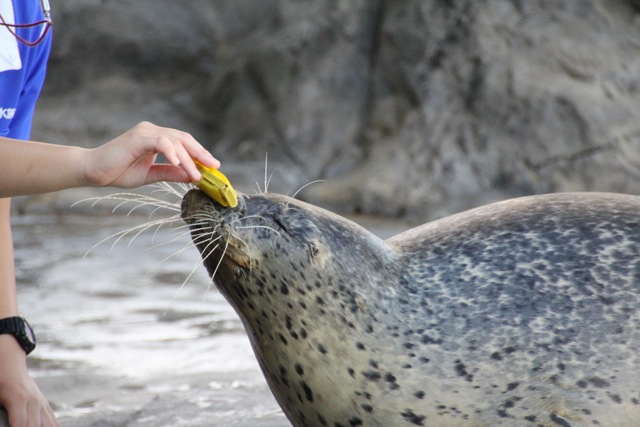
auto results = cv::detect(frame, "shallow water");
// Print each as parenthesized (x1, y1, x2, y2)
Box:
(11, 196, 412, 427)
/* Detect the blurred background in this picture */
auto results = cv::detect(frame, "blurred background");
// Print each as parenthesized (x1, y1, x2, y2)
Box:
(10, 1, 640, 425)
(31, 0, 640, 221)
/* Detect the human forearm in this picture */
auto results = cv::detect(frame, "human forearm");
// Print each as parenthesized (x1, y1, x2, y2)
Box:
(0, 199, 18, 318)
(0, 122, 219, 198)
(0, 137, 88, 198)
(0, 200, 59, 426)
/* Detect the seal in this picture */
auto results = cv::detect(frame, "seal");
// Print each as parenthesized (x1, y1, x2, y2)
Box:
(181, 190, 640, 427)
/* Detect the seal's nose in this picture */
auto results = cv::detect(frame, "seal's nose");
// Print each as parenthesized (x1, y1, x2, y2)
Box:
(181, 189, 202, 221)
(181, 189, 216, 220)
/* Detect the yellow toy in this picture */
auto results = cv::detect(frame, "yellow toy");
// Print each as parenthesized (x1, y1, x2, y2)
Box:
(193, 160, 238, 208)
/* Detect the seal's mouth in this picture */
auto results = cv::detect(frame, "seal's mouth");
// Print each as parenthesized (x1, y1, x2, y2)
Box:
(225, 250, 251, 271)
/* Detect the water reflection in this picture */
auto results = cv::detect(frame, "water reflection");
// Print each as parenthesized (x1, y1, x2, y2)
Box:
(12, 212, 287, 426)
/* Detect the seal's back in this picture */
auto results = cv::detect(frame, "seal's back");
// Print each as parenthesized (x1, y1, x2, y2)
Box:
(385, 192, 640, 426)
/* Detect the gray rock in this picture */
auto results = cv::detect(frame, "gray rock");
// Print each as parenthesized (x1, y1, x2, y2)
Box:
(34, 0, 640, 220)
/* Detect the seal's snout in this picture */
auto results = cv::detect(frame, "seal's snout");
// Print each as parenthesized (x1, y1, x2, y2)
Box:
(181, 189, 246, 223)
(181, 189, 203, 222)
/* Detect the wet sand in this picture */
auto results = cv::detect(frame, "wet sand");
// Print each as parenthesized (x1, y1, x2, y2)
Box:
(9, 189, 412, 426)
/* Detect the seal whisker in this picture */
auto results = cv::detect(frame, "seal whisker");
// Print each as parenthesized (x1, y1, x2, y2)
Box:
(285, 179, 325, 206)
(228, 215, 280, 236)
(265, 169, 276, 194)
(264, 153, 268, 194)
(148, 241, 196, 271)
(194, 228, 224, 258)
(254, 154, 277, 195)
(83, 216, 185, 257)
(152, 216, 197, 233)
(181, 215, 224, 236)
(71, 192, 141, 209)
(229, 215, 278, 231)
(73, 182, 188, 216)
(228, 214, 270, 225)
(150, 181, 193, 200)
(145, 215, 188, 243)
(146, 204, 179, 219)
(144, 236, 201, 285)
(279, 206, 307, 219)
(116, 194, 181, 215)
(125, 217, 188, 248)
(181, 217, 218, 229)
(193, 231, 221, 249)
(264, 153, 277, 194)
(203, 238, 229, 296)
(146, 226, 199, 251)
(236, 225, 280, 235)
(75, 192, 182, 213)
(183, 224, 218, 247)
(162, 242, 218, 317)
(142, 198, 182, 212)
(186, 231, 223, 277)
(184, 216, 221, 229)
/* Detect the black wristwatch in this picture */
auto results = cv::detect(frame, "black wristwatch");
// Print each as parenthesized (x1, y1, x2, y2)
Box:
(0, 317, 37, 355)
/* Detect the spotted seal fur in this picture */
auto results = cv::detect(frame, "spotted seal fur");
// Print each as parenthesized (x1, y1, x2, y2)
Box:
(181, 190, 640, 427)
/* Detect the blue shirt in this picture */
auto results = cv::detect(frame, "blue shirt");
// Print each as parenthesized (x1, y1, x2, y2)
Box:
(0, 0, 52, 140)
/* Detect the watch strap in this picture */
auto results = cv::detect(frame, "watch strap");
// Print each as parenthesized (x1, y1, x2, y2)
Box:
(0, 316, 37, 355)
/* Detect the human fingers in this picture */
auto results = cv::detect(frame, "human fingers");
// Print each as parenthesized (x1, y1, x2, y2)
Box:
(42, 403, 59, 427)
(88, 122, 220, 188)
(4, 399, 33, 427)
(158, 125, 218, 168)
(146, 134, 205, 183)
(144, 164, 191, 185)
(153, 135, 181, 168)
(26, 399, 42, 427)
(4, 391, 58, 427)
(152, 125, 219, 177)
(4, 400, 26, 427)
(174, 143, 201, 182)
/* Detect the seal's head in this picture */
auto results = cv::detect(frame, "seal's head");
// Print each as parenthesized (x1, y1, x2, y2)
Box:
(181, 189, 397, 426)
(181, 189, 393, 306)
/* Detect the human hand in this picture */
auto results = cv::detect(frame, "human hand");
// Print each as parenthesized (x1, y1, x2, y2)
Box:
(83, 121, 220, 188)
(0, 336, 58, 427)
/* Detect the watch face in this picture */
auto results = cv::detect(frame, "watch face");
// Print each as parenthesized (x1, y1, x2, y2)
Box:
(22, 319, 36, 345)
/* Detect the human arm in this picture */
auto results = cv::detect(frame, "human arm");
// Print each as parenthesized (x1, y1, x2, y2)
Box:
(0, 120, 219, 426)
(0, 121, 220, 198)
(0, 199, 58, 427)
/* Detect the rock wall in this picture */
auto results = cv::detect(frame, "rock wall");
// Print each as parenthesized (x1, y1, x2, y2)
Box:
(34, 0, 640, 220)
